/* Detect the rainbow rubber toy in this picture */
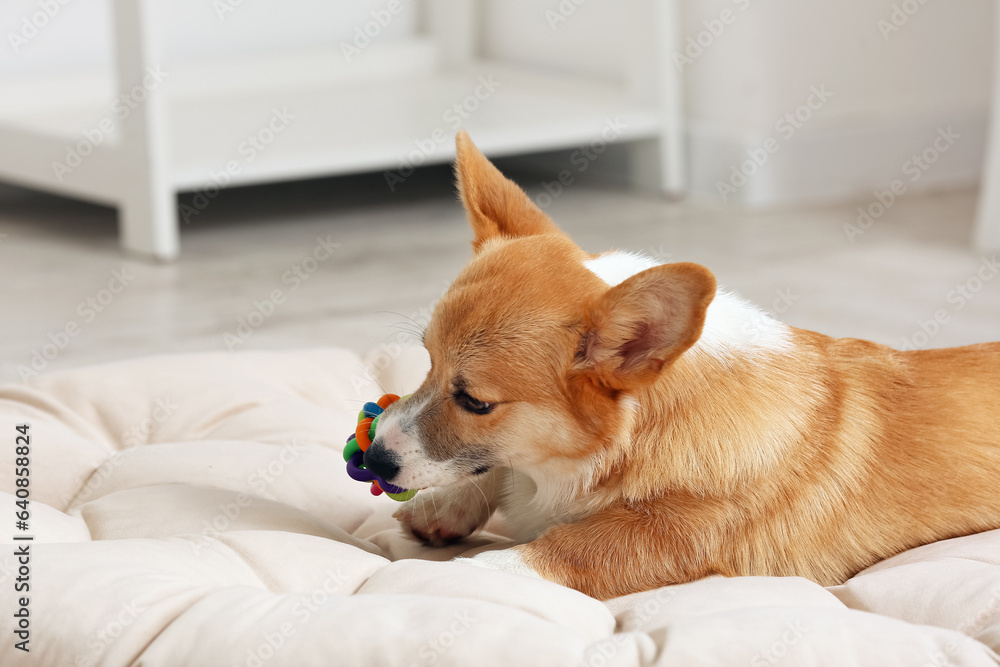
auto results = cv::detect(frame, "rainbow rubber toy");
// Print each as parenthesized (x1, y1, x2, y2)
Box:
(343, 393, 417, 502)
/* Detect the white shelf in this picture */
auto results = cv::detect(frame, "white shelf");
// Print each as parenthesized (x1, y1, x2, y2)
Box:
(0, 60, 659, 193)
(0, 0, 683, 259)
(173, 64, 658, 190)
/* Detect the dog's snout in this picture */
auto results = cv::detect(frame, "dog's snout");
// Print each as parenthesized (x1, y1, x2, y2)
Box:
(363, 441, 401, 482)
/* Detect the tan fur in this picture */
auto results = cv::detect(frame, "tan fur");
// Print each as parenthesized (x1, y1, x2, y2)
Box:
(395, 131, 1000, 600)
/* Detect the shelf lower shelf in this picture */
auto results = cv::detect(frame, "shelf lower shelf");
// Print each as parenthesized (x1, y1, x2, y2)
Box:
(0, 59, 660, 197)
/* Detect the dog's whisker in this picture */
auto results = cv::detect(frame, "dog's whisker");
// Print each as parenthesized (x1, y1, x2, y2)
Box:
(468, 477, 490, 518)
(429, 492, 440, 531)
(384, 323, 423, 336)
(420, 493, 430, 532)
(380, 332, 412, 346)
(356, 365, 390, 398)
(382, 327, 425, 346)
(377, 311, 427, 337)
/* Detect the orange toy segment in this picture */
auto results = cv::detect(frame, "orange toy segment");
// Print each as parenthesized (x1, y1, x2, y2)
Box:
(356, 417, 374, 451)
(377, 394, 400, 409)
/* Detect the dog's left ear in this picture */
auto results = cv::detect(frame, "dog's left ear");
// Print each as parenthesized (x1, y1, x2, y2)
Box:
(454, 131, 561, 252)
(575, 263, 717, 391)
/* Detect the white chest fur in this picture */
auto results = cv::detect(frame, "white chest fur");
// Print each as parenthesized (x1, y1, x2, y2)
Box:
(499, 463, 604, 542)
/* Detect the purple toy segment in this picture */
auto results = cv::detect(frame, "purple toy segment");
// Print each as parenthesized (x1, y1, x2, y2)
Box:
(345, 451, 407, 494)
(378, 479, 408, 495)
(346, 451, 376, 483)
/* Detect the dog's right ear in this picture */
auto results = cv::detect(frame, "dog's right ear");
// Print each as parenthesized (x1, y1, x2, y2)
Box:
(454, 131, 561, 252)
(574, 263, 717, 392)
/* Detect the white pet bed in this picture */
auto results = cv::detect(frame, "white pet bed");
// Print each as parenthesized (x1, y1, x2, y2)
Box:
(1, 348, 998, 666)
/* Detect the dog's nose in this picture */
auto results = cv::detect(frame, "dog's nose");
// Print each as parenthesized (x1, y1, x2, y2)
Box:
(363, 441, 400, 482)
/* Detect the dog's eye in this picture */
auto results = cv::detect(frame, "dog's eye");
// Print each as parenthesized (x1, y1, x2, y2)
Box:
(454, 391, 494, 415)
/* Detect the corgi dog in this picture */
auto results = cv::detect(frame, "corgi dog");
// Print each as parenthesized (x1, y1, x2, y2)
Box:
(362, 131, 1000, 600)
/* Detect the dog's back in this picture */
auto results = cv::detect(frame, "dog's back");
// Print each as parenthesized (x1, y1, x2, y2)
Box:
(593, 332, 1000, 593)
(714, 336, 1000, 586)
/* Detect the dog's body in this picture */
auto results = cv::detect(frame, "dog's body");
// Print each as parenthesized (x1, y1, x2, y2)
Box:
(365, 132, 1000, 600)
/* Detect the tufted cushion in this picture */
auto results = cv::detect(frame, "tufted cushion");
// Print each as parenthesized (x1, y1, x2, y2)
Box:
(1, 348, 998, 666)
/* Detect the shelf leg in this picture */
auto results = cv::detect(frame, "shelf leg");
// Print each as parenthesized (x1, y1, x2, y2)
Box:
(119, 180, 178, 261)
(975, 158, 1000, 251)
(655, 0, 687, 197)
(423, 0, 478, 66)
(621, 138, 681, 199)
(111, 0, 178, 260)
(626, 0, 687, 198)
(975, 2, 1000, 251)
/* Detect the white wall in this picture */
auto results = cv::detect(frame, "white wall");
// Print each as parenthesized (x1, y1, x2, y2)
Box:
(682, 0, 992, 132)
(679, 0, 995, 206)
(0, 0, 418, 81)
(481, 0, 995, 207)
(3, 0, 995, 208)
(481, 0, 629, 82)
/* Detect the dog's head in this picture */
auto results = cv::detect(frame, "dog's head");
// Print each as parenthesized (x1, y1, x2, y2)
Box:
(363, 132, 716, 490)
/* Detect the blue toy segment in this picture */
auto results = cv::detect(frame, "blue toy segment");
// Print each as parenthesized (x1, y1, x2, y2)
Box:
(362, 402, 384, 419)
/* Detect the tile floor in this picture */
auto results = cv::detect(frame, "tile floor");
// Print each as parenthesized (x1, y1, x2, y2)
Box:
(0, 165, 998, 385)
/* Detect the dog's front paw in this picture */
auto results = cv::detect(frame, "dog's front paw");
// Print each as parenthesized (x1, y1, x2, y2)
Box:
(393, 486, 492, 546)
(455, 548, 542, 580)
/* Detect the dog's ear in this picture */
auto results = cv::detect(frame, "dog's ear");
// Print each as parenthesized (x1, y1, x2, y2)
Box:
(575, 263, 717, 391)
(454, 131, 561, 252)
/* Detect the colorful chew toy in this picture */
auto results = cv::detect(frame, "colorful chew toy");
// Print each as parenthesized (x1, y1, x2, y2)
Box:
(342, 393, 417, 501)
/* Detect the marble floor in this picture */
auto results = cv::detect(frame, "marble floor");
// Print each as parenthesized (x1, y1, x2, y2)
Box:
(0, 165, 998, 385)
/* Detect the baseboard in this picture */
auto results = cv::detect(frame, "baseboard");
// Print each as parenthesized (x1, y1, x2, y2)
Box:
(687, 109, 988, 208)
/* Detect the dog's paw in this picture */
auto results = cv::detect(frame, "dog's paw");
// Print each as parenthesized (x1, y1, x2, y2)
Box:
(393, 486, 492, 546)
(455, 548, 542, 580)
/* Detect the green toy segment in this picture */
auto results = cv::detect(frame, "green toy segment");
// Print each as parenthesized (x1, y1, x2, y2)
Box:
(343, 437, 361, 462)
